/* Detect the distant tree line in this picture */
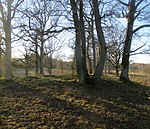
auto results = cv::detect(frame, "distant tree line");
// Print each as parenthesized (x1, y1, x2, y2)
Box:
(11, 55, 76, 76)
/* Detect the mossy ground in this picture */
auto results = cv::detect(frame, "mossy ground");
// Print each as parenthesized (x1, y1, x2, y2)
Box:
(0, 75, 150, 129)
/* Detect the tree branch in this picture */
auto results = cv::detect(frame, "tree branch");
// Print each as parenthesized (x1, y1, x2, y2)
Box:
(116, 0, 128, 6)
(133, 24, 150, 33)
(130, 52, 149, 56)
(134, 3, 150, 20)
(135, 0, 144, 9)
(129, 44, 146, 54)
(11, 0, 24, 19)
(45, 27, 75, 35)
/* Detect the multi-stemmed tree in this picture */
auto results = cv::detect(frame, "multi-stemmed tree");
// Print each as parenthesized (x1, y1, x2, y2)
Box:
(70, 0, 108, 84)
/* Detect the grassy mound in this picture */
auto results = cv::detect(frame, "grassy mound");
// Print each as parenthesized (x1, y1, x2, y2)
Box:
(0, 76, 150, 129)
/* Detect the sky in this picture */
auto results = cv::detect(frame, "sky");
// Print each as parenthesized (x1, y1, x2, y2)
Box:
(130, 39, 150, 64)
(12, 25, 150, 64)
(5, 0, 150, 64)
(132, 54, 150, 64)
(131, 46, 150, 64)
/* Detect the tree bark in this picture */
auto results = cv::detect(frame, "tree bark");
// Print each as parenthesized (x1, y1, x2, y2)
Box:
(120, 0, 136, 82)
(92, 0, 107, 80)
(5, 0, 12, 80)
(75, 31, 85, 83)
(79, 0, 88, 77)
(39, 32, 44, 76)
(87, 40, 93, 74)
(0, 33, 2, 77)
(25, 53, 29, 76)
(48, 54, 53, 75)
(35, 34, 39, 75)
(92, 18, 96, 71)
(70, 0, 85, 84)
(115, 66, 119, 77)
(0, 45, 2, 77)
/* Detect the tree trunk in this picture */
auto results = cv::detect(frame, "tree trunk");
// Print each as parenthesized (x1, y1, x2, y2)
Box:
(0, 33, 2, 77)
(92, 0, 107, 80)
(87, 41, 93, 74)
(0, 0, 24, 80)
(48, 55, 52, 75)
(35, 35, 39, 75)
(25, 67, 28, 76)
(39, 33, 44, 76)
(70, 0, 85, 84)
(79, 0, 88, 77)
(120, 0, 136, 82)
(4, 0, 12, 80)
(25, 53, 29, 77)
(115, 66, 119, 77)
(35, 51, 39, 75)
(92, 18, 96, 71)
(0, 45, 2, 77)
(5, 33, 12, 80)
(75, 30, 85, 84)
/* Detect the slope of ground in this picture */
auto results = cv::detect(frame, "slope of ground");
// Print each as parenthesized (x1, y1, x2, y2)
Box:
(0, 75, 150, 129)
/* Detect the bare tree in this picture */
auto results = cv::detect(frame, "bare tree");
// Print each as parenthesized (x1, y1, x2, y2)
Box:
(116, 0, 150, 82)
(19, 44, 31, 76)
(0, 0, 24, 80)
(70, 0, 87, 84)
(13, 0, 74, 77)
(44, 37, 64, 74)
(105, 22, 125, 76)
(70, 0, 115, 84)
(16, 0, 67, 76)
(92, 0, 107, 80)
(84, 1, 97, 74)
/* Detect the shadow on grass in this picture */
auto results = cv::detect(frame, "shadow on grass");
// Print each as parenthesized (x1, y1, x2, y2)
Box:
(0, 77, 150, 129)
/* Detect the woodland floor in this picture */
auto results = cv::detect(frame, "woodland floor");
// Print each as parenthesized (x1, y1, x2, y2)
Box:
(0, 75, 150, 129)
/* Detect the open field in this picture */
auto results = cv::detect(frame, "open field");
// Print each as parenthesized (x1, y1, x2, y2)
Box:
(130, 74, 150, 86)
(0, 75, 150, 129)
(11, 67, 150, 86)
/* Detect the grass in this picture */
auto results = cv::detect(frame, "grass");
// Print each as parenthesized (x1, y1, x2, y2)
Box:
(129, 74, 150, 86)
(0, 75, 150, 129)
(11, 68, 150, 86)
